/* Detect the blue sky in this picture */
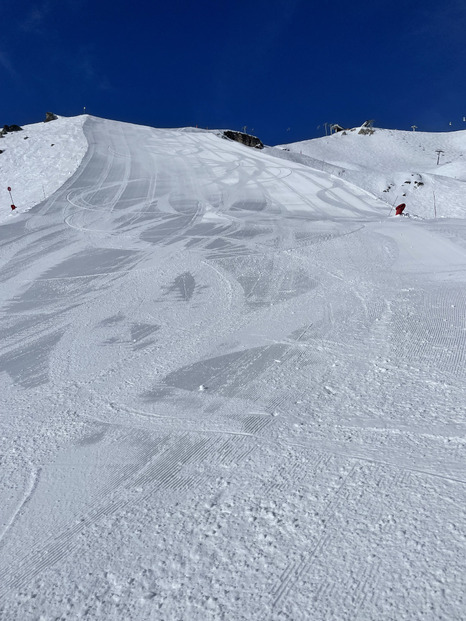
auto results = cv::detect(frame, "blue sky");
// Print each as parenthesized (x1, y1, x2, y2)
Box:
(2, 0, 466, 144)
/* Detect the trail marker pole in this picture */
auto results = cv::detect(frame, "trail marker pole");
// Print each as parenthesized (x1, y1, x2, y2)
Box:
(7, 186, 16, 210)
(388, 195, 399, 217)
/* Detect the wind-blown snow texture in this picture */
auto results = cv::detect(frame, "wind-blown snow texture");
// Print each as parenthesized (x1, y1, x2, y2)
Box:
(0, 116, 465, 620)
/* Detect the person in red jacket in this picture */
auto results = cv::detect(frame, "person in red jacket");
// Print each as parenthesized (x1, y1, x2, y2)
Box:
(395, 203, 406, 216)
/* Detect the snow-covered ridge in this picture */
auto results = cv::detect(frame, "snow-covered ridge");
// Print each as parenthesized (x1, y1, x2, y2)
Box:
(4, 115, 466, 222)
(0, 115, 88, 223)
(279, 127, 466, 219)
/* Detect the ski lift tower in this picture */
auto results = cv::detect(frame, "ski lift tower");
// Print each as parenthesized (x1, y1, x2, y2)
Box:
(435, 149, 444, 165)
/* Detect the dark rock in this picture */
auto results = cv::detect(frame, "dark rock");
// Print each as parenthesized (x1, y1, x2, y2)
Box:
(223, 130, 264, 149)
(2, 124, 23, 133)
(44, 112, 58, 122)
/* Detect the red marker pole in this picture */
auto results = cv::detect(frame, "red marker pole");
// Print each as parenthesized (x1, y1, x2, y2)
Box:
(7, 186, 16, 210)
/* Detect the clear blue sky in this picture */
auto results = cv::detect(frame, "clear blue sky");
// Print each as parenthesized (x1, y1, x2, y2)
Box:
(2, 0, 466, 144)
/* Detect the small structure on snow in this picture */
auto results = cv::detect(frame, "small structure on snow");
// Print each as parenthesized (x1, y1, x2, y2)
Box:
(358, 120, 375, 135)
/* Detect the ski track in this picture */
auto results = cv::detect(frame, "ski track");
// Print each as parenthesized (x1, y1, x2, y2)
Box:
(0, 467, 41, 548)
(0, 117, 465, 620)
(0, 431, 258, 600)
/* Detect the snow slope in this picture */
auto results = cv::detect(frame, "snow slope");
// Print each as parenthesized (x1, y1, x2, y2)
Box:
(0, 115, 87, 222)
(277, 127, 466, 219)
(0, 116, 465, 620)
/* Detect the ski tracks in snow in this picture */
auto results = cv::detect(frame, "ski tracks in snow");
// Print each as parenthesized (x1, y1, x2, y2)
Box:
(1, 119, 465, 619)
(0, 467, 41, 549)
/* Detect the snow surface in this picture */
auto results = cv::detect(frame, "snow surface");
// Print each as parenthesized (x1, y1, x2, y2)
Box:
(0, 116, 465, 620)
(278, 127, 466, 219)
(0, 115, 87, 222)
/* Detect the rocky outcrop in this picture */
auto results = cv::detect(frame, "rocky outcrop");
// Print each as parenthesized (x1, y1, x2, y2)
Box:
(223, 130, 264, 149)
(1, 124, 23, 136)
(45, 112, 58, 122)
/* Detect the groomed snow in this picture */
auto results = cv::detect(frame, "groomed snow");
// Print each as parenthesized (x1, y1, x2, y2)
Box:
(0, 116, 465, 620)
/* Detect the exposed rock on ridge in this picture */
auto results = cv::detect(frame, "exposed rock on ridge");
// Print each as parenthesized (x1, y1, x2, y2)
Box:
(223, 130, 264, 149)
(45, 112, 58, 122)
